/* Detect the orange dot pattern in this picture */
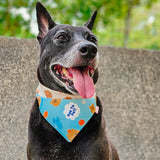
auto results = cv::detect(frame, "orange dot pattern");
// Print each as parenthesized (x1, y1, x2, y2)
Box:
(65, 97, 72, 99)
(50, 98, 61, 107)
(43, 111, 48, 118)
(79, 119, 85, 126)
(37, 97, 41, 106)
(44, 90, 52, 98)
(67, 129, 72, 133)
(67, 129, 79, 142)
(36, 89, 39, 94)
(89, 104, 96, 113)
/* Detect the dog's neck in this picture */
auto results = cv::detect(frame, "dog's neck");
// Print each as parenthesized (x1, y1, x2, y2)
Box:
(36, 83, 96, 99)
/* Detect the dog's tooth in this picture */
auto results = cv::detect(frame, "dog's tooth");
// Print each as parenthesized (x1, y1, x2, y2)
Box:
(88, 67, 94, 77)
(62, 68, 67, 75)
(62, 67, 66, 71)
(87, 69, 90, 75)
(90, 68, 94, 74)
(56, 70, 59, 74)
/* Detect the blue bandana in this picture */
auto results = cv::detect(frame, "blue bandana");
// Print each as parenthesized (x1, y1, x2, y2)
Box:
(36, 83, 97, 142)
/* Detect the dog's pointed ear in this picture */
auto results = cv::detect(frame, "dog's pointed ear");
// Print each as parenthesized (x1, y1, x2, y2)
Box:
(84, 10, 97, 30)
(36, 2, 56, 43)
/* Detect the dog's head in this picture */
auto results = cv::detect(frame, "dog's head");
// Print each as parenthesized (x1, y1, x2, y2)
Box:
(36, 2, 99, 98)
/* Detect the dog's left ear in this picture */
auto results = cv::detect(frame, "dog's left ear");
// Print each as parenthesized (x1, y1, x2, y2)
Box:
(84, 10, 97, 30)
(36, 2, 56, 44)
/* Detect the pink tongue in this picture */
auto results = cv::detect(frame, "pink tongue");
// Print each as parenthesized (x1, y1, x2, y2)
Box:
(69, 68, 95, 98)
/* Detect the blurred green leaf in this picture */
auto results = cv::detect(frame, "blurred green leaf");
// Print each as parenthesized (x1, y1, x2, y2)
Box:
(0, 0, 159, 49)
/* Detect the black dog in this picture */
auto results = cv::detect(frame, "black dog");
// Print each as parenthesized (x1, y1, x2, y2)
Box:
(27, 2, 119, 160)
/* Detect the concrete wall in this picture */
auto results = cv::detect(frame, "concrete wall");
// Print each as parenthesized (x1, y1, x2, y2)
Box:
(0, 36, 160, 160)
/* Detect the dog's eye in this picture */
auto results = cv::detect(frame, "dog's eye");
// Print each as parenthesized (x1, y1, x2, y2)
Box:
(85, 33, 97, 44)
(84, 32, 97, 44)
(57, 35, 67, 41)
(88, 36, 97, 44)
(89, 36, 97, 44)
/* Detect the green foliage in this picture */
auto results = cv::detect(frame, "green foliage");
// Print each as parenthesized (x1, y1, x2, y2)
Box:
(0, 0, 159, 49)
(0, 0, 35, 38)
(96, 2, 160, 50)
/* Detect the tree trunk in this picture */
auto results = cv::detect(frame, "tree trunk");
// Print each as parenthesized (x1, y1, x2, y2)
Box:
(5, 0, 11, 34)
(123, 6, 132, 48)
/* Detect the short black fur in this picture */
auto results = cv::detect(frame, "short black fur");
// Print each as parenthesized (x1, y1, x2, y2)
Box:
(27, 2, 120, 160)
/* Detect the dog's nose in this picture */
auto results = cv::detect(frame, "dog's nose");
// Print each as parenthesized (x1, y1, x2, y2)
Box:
(79, 43, 97, 60)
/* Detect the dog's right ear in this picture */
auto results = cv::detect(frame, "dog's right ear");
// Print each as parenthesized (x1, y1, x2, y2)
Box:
(84, 10, 97, 30)
(36, 2, 56, 44)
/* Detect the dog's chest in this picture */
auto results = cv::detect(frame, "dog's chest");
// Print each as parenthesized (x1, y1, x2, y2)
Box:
(37, 143, 97, 160)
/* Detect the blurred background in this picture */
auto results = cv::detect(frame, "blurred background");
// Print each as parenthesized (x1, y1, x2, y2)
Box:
(0, 0, 159, 49)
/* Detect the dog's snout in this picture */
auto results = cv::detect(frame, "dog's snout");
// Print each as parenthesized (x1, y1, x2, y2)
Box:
(79, 43, 97, 60)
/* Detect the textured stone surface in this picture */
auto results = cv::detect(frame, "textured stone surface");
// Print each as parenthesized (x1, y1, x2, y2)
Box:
(0, 36, 160, 160)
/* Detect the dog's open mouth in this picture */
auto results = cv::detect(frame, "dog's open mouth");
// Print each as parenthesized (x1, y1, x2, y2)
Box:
(51, 65, 95, 98)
